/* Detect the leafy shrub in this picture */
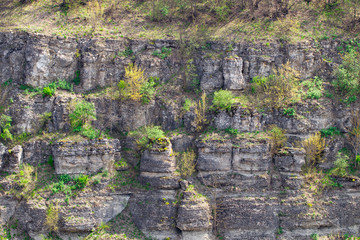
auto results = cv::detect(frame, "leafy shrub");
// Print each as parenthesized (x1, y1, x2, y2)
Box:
(0, 114, 12, 142)
(42, 86, 54, 97)
(225, 127, 238, 136)
(302, 132, 326, 168)
(129, 125, 166, 149)
(183, 98, 194, 112)
(118, 63, 146, 102)
(212, 90, 235, 111)
(330, 152, 349, 177)
(251, 62, 301, 108)
(268, 125, 287, 155)
(55, 79, 74, 91)
(302, 76, 323, 99)
(177, 149, 196, 178)
(320, 126, 341, 137)
(80, 124, 99, 139)
(118, 46, 133, 58)
(140, 76, 157, 104)
(12, 164, 36, 200)
(73, 174, 89, 189)
(283, 107, 296, 117)
(69, 100, 97, 131)
(58, 174, 71, 184)
(152, 47, 172, 59)
(45, 203, 59, 232)
(333, 50, 360, 96)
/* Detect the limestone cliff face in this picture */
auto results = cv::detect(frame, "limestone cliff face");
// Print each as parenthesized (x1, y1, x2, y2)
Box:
(0, 31, 359, 240)
(0, 31, 339, 92)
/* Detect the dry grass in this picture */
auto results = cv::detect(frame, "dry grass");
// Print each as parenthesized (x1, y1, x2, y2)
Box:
(0, 0, 359, 42)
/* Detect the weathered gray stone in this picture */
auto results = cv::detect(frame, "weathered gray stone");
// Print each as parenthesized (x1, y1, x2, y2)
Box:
(200, 58, 223, 91)
(217, 196, 279, 237)
(197, 140, 232, 171)
(140, 139, 180, 189)
(2, 145, 23, 173)
(129, 191, 179, 239)
(140, 141, 176, 173)
(232, 141, 271, 172)
(170, 134, 195, 152)
(22, 140, 51, 166)
(24, 34, 78, 87)
(274, 148, 305, 173)
(177, 191, 212, 231)
(223, 56, 246, 90)
(0, 196, 17, 225)
(52, 139, 120, 175)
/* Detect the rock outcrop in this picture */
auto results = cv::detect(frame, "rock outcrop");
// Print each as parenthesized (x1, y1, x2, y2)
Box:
(52, 139, 120, 175)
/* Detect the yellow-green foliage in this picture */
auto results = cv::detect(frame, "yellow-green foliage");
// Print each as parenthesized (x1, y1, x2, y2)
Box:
(330, 152, 349, 177)
(252, 62, 300, 108)
(302, 132, 326, 168)
(118, 63, 146, 102)
(45, 203, 59, 232)
(177, 150, 196, 178)
(12, 164, 36, 200)
(268, 125, 287, 155)
(194, 92, 207, 131)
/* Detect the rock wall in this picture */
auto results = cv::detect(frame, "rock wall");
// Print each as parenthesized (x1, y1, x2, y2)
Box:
(0, 31, 341, 92)
(0, 31, 359, 240)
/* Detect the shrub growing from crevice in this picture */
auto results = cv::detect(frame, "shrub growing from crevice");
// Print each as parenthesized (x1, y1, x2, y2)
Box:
(45, 203, 59, 232)
(268, 125, 287, 155)
(129, 125, 166, 150)
(69, 100, 99, 139)
(302, 132, 326, 169)
(212, 90, 235, 111)
(333, 50, 360, 97)
(0, 114, 13, 142)
(177, 149, 196, 179)
(251, 62, 300, 109)
(118, 64, 158, 104)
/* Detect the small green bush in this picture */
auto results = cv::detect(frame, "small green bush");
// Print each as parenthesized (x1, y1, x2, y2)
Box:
(73, 174, 89, 189)
(45, 203, 59, 232)
(302, 132, 326, 168)
(183, 98, 194, 112)
(320, 126, 341, 138)
(212, 90, 235, 110)
(129, 125, 166, 149)
(140, 77, 157, 104)
(80, 124, 99, 139)
(225, 127, 238, 136)
(302, 76, 323, 99)
(251, 62, 300, 108)
(283, 107, 296, 117)
(330, 152, 349, 177)
(118, 47, 133, 58)
(58, 174, 71, 184)
(152, 47, 172, 59)
(177, 150, 196, 178)
(55, 79, 73, 91)
(0, 114, 12, 142)
(42, 86, 54, 97)
(69, 100, 97, 131)
(333, 50, 360, 96)
(268, 125, 287, 155)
